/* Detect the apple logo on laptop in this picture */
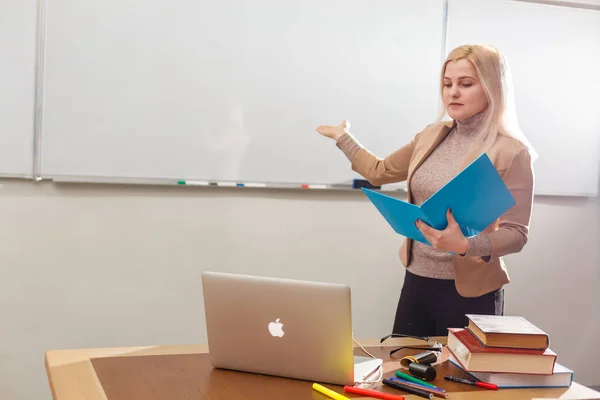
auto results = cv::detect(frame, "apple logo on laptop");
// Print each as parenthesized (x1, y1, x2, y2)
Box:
(268, 318, 284, 337)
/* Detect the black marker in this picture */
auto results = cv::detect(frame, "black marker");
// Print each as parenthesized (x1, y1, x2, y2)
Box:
(382, 378, 434, 399)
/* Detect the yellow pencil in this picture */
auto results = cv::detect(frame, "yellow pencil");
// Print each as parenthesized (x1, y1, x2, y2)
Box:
(312, 383, 351, 400)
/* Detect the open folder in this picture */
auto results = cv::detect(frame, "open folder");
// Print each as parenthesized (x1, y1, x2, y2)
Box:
(362, 153, 515, 246)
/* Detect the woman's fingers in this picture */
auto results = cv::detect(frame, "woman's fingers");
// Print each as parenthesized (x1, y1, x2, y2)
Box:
(316, 125, 338, 137)
(316, 120, 349, 140)
(447, 209, 458, 227)
(342, 120, 350, 132)
(417, 220, 436, 235)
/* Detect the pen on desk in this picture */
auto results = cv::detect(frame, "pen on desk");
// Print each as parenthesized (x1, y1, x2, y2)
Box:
(312, 383, 350, 400)
(444, 375, 498, 390)
(391, 377, 444, 391)
(383, 378, 434, 399)
(344, 385, 405, 400)
(390, 378, 448, 399)
(395, 371, 438, 388)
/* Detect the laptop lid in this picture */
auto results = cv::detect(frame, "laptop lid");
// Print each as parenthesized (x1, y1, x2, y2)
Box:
(201, 271, 357, 385)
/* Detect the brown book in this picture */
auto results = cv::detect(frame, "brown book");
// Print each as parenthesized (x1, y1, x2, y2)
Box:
(447, 328, 557, 375)
(466, 314, 550, 350)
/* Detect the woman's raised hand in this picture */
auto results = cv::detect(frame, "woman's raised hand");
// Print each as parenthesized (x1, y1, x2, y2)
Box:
(316, 120, 350, 141)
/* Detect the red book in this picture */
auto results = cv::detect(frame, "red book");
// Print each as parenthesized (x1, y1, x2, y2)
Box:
(447, 328, 556, 375)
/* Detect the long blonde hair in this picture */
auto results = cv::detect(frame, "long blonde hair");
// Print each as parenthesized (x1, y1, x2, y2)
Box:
(439, 45, 538, 166)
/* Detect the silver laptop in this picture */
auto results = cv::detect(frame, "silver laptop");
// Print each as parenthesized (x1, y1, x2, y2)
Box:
(201, 271, 381, 385)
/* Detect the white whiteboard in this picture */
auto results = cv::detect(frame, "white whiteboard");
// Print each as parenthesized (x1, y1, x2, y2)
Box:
(0, 0, 37, 178)
(40, 0, 445, 185)
(446, 0, 600, 196)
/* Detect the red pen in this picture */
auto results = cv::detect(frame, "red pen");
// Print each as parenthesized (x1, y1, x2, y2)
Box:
(444, 375, 498, 390)
(344, 385, 405, 400)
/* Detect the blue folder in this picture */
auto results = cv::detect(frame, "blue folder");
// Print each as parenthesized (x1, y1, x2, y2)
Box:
(362, 153, 516, 246)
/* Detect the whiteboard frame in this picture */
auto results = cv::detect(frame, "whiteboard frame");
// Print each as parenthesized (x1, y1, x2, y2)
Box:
(32, 0, 47, 182)
(34, 0, 449, 188)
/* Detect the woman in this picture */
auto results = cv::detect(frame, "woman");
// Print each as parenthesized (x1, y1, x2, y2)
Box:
(317, 45, 536, 336)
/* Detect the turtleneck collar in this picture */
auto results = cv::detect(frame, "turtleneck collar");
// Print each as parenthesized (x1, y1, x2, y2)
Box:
(455, 111, 486, 137)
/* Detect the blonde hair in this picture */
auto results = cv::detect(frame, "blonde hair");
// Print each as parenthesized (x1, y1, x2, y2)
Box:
(439, 45, 538, 166)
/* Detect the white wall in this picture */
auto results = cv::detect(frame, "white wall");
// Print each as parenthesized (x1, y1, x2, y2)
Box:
(0, 179, 598, 399)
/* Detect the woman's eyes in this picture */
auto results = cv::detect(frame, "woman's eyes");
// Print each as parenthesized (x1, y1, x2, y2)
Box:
(444, 83, 473, 88)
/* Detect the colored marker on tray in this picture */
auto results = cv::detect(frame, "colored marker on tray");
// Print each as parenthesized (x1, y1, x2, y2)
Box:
(177, 180, 209, 186)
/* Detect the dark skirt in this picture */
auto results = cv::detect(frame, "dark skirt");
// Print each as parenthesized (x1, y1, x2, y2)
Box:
(392, 270, 504, 337)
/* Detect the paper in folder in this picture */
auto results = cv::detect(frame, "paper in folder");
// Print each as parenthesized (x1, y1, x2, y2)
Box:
(362, 153, 516, 246)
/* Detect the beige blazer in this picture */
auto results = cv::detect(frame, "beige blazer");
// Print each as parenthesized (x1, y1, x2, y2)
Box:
(350, 120, 535, 297)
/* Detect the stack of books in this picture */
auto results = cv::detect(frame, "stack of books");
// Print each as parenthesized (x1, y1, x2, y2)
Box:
(446, 314, 574, 389)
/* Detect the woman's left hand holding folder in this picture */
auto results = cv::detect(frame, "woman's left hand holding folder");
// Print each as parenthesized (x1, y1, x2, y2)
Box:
(416, 209, 469, 255)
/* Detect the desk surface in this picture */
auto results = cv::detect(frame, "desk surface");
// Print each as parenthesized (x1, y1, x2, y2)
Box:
(45, 338, 600, 400)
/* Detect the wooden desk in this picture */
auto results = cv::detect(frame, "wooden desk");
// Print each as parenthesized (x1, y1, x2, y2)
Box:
(45, 338, 600, 400)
